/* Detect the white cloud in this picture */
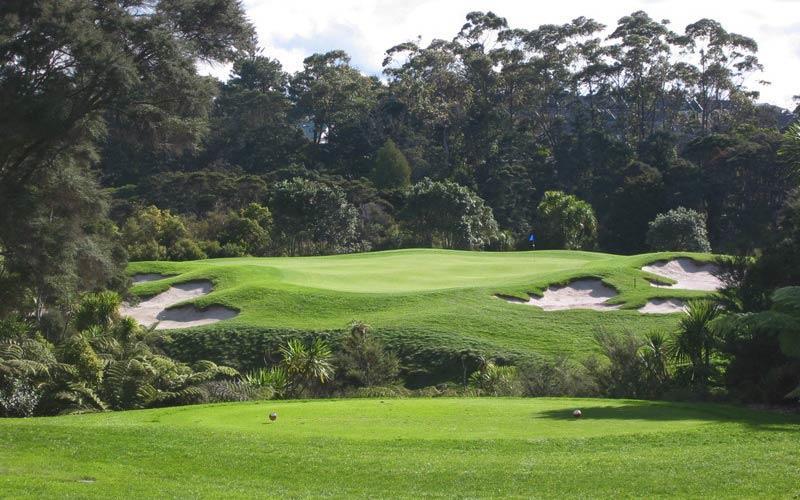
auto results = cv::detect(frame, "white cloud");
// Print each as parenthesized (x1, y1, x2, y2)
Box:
(232, 0, 800, 108)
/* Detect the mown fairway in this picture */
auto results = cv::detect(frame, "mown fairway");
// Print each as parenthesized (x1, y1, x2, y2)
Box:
(128, 249, 717, 357)
(1, 398, 798, 497)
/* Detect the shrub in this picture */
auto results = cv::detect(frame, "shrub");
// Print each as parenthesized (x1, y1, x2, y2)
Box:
(370, 139, 411, 189)
(646, 207, 711, 252)
(587, 330, 672, 399)
(469, 358, 522, 396)
(335, 322, 400, 388)
(269, 178, 360, 255)
(0, 379, 41, 417)
(402, 178, 499, 250)
(242, 366, 289, 398)
(535, 191, 597, 250)
(200, 380, 259, 403)
(73, 291, 121, 332)
(168, 238, 207, 261)
(517, 357, 597, 397)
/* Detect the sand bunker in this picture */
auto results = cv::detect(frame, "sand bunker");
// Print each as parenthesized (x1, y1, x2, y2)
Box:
(131, 273, 170, 284)
(642, 258, 723, 291)
(503, 279, 621, 311)
(120, 281, 237, 329)
(638, 298, 687, 314)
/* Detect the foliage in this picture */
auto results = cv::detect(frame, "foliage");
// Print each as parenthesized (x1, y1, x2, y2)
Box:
(517, 357, 598, 397)
(242, 367, 289, 398)
(587, 330, 673, 399)
(335, 322, 400, 388)
(269, 178, 360, 255)
(646, 207, 712, 252)
(122, 206, 196, 261)
(0, 379, 41, 417)
(715, 287, 800, 402)
(401, 178, 499, 249)
(672, 300, 722, 387)
(0, 292, 240, 416)
(371, 139, 412, 189)
(535, 191, 598, 250)
(468, 358, 522, 396)
(0, 0, 254, 322)
(279, 338, 334, 397)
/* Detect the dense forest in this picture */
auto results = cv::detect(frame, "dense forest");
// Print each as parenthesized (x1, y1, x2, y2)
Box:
(1, 1, 799, 414)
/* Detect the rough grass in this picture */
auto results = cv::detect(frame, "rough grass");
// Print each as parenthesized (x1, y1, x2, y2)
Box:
(1, 398, 798, 497)
(127, 249, 719, 358)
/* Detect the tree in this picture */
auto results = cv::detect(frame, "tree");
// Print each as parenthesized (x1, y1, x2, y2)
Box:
(716, 287, 800, 403)
(269, 178, 360, 255)
(279, 338, 334, 397)
(370, 139, 411, 189)
(646, 207, 711, 252)
(602, 161, 666, 253)
(291, 51, 379, 146)
(0, 0, 254, 321)
(672, 300, 722, 387)
(335, 322, 399, 388)
(205, 56, 305, 173)
(681, 19, 762, 133)
(606, 11, 678, 144)
(535, 191, 597, 250)
(401, 178, 499, 249)
(121, 206, 195, 261)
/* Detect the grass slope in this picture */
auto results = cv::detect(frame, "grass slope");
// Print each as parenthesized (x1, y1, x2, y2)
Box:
(1, 398, 798, 497)
(128, 249, 717, 359)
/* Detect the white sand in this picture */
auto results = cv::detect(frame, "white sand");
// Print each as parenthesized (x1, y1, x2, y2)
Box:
(131, 273, 170, 284)
(638, 298, 687, 314)
(642, 258, 723, 291)
(503, 279, 621, 311)
(120, 281, 237, 329)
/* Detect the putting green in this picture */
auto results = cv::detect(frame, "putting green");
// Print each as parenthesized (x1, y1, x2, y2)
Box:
(127, 249, 719, 359)
(1, 398, 798, 497)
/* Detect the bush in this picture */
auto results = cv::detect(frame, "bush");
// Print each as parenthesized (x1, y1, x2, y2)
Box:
(518, 357, 597, 397)
(73, 291, 121, 332)
(200, 380, 259, 403)
(646, 207, 711, 252)
(370, 139, 411, 189)
(586, 330, 672, 399)
(469, 359, 522, 396)
(0, 379, 41, 417)
(402, 178, 499, 250)
(242, 366, 289, 398)
(535, 191, 597, 250)
(335, 322, 400, 388)
(269, 178, 360, 255)
(168, 238, 207, 261)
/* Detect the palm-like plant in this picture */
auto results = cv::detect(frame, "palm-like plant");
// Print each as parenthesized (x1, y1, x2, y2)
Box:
(279, 338, 333, 396)
(672, 300, 722, 385)
(242, 366, 289, 398)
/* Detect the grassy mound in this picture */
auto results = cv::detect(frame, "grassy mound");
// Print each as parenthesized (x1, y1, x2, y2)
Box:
(127, 250, 718, 369)
(1, 398, 797, 497)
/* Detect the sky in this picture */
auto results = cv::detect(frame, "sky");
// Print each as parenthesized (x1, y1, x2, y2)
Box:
(206, 0, 800, 109)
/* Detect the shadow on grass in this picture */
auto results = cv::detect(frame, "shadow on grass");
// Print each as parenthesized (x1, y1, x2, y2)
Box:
(537, 401, 800, 431)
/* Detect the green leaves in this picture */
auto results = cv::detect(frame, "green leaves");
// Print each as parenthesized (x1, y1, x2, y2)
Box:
(536, 191, 598, 250)
(279, 337, 334, 396)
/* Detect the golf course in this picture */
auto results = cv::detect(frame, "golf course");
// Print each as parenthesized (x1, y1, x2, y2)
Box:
(2, 398, 798, 497)
(4, 1, 800, 497)
(125, 249, 720, 361)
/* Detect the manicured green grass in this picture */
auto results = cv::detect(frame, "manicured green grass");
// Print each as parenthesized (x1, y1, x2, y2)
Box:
(1, 398, 798, 497)
(128, 249, 718, 358)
